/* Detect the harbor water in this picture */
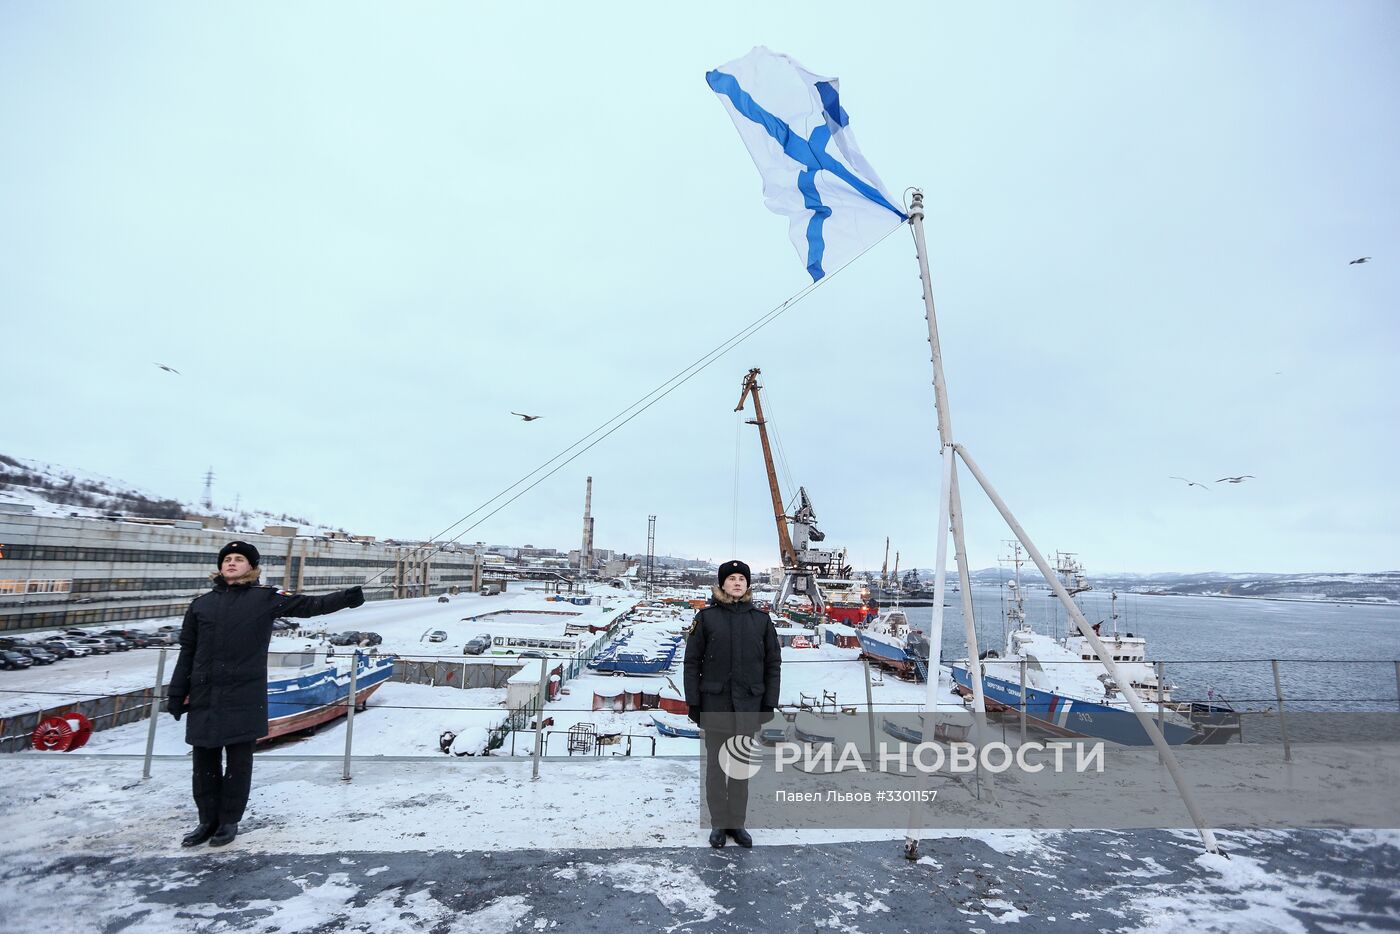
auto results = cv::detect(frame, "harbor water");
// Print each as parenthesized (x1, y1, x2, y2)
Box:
(899, 587, 1400, 712)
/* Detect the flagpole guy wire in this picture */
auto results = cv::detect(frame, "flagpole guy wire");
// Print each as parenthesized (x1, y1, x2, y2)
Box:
(357, 222, 907, 589)
(900, 189, 1221, 856)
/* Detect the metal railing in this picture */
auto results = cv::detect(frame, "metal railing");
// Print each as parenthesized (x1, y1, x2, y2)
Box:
(1, 648, 1396, 777)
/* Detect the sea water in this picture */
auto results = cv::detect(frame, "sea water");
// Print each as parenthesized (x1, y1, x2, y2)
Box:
(898, 588, 1400, 711)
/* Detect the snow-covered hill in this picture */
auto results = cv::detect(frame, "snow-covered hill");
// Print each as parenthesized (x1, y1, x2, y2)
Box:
(0, 453, 339, 536)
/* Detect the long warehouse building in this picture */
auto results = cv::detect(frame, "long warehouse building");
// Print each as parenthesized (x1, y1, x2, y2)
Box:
(0, 505, 492, 633)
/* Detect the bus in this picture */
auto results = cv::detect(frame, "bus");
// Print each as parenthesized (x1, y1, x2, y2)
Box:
(490, 634, 584, 657)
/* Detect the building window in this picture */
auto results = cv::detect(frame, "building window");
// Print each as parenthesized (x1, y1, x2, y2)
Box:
(25, 579, 72, 594)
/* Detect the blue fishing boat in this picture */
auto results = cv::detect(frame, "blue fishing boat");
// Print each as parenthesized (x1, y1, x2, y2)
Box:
(588, 631, 682, 675)
(262, 653, 396, 743)
(651, 713, 701, 739)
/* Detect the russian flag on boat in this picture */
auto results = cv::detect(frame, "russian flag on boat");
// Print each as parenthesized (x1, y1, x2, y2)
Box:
(706, 46, 906, 281)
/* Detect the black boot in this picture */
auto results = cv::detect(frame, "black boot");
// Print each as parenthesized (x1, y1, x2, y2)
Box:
(209, 822, 239, 847)
(181, 822, 217, 847)
(708, 828, 727, 848)
(727, 827, 753, 848)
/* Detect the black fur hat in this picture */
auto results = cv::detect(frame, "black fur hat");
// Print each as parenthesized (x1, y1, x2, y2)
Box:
(717, 559, 750, 587)
(217, 541, 261, 568)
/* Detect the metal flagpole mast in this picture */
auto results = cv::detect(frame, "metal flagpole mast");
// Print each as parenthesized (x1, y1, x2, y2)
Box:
(901, 191, 998, 863)
(902, 441, 955, 859)
(908, 191, 988, 716)
(923, 442, 954, 712)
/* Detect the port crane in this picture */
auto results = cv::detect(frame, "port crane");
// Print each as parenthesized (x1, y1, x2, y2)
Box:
(734, 367, 846, 615)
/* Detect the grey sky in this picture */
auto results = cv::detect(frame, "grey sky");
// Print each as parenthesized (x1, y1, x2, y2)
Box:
(3, 3, 1396, 574)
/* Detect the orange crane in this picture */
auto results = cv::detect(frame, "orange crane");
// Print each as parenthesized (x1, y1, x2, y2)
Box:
(735, 368, 796, 567)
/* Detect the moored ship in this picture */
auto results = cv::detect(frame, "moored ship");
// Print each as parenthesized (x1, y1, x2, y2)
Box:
(950, 551, 1239, 746)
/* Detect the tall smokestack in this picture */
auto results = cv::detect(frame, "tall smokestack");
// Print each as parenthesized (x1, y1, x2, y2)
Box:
(580, 476, 593, 573)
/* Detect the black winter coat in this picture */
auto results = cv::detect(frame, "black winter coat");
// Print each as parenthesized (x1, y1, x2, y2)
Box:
(168, 574, 364, 747)
(684, 588, 781, 713)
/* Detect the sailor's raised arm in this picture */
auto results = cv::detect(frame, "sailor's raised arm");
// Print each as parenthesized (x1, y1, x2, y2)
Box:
(273, 585, 366, 619)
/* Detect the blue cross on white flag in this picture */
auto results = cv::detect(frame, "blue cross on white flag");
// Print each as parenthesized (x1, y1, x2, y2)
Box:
(707, 46, 906, 282)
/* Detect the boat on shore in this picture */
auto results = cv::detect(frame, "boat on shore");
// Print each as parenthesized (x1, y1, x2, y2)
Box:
(262, 652, 396, 743)
(650, 712, 701, 739)
(857, 608, 931, 681)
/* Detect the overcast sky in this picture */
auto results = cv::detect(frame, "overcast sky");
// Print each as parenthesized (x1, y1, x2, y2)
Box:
(3, 3, 1396, 574)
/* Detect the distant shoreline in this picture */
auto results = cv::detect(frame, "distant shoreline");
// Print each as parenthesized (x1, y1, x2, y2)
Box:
(1130, 591, 1398, 608)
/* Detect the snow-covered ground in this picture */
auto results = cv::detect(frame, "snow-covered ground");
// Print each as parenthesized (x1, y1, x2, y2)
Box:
(4, 592, 1399, 932)
(0, 752, 1396, 932)
(6, 590, 956, 764)
(0, 589, 627, 718)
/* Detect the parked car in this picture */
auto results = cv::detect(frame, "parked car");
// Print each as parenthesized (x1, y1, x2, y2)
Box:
(518, 650, 548, 659)
(103, 629, 152, 648)
(41, 640, 90, 658)
(328, 631, 361, 646)
(62, 629, 91, 638)
(96, 636, 132, 652)
(0, 637, 34, 651)
(72, 638, 112, 655)
(0, 650, 34, 670)
(427, 630, 448, 643)
(464, 634, 492, 656)
(358, 632, 383, 647)
(16, 646, 58, 665)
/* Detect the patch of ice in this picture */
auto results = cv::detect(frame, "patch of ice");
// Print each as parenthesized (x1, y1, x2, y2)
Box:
(563, 860, 728, 926)
(457, 895, 532, 932)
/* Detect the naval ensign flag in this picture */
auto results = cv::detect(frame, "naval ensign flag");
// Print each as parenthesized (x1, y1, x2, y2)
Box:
(707, 46, 906, 281)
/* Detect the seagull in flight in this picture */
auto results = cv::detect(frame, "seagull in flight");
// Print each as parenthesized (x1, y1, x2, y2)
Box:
(154, 363, 181, 375)
(510, 412, 542, 422)
(1170, 476, 1211, 490)
(1349, 257, 1371, 265)
(1216, 475, 1255, 484)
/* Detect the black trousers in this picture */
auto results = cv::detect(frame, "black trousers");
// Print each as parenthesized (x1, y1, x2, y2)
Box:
(698, 705, 763, 830)
(191, 742, 254, 825)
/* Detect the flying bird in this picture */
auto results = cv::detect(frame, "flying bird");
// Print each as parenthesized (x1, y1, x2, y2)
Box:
(154, 363, 181, 375)
(1170, 476, 1211, 490)
(510, 412, 542, 422)
(1349, 257, 1371, 265)
(1216, 475, 1255, 484)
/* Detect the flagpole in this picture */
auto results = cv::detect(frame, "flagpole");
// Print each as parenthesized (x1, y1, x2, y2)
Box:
(901, 191, 997, 864)
(904, 190, 1220, 857)
(907, 191, 988, 717)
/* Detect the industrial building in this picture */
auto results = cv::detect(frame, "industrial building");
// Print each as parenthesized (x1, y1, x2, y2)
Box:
(0, 505, 489, 633)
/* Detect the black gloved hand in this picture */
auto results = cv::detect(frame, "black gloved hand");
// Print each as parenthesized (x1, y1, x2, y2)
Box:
(687, 705, 702, 724)
(165, 695, 188, 721)
(346, 585, 365, 608)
